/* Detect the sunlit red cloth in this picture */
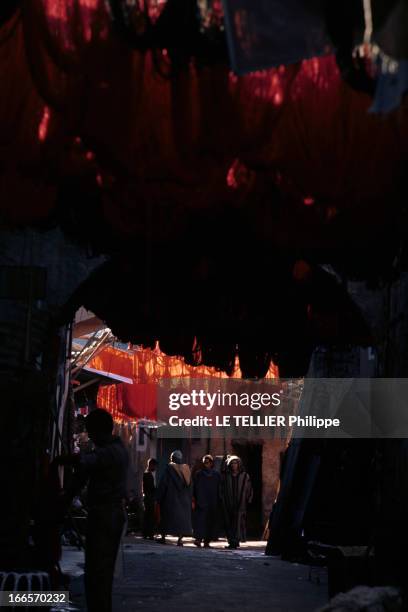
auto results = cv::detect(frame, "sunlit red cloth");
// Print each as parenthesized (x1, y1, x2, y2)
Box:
(89, 345, 278, 421)
(96, 381, 157, 422)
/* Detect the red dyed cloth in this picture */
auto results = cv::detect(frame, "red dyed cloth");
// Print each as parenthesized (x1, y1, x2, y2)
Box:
(1, 1, 407, 232)
(89, 345, 278, 421)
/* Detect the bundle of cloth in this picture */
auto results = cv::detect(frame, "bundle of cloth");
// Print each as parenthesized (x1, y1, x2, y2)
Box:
(318, 586, 402, 612)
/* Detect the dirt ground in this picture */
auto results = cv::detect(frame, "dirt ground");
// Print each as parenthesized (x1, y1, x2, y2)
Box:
(63, 536, 328, 612)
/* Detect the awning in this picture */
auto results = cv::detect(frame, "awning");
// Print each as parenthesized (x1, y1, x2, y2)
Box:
(72, 365, 133, 393)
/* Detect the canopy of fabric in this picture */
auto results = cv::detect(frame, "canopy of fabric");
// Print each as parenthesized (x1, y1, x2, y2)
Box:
(88, 344, 278, 421)
(0, 1, 403, 377)
(2, 1, 406, 234)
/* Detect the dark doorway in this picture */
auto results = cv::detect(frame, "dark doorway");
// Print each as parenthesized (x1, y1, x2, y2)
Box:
(232, 441, 263, 538)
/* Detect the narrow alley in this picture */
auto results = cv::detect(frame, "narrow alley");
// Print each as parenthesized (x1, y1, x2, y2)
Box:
(65, 538, 327, 612)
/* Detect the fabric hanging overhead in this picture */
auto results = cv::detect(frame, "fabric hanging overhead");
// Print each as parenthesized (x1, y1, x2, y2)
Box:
(89, 344, 278, 421)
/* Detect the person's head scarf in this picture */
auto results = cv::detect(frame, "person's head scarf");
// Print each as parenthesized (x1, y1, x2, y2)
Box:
(170, 450, 183, 464)
(226, 455, 242, 471)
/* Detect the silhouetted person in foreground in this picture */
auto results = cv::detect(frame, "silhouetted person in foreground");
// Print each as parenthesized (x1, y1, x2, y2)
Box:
(193, 455, 221, 548)
(221, 455, 253, 549)
(156, 450, 192, 546)
(57, 409, 128, 612)
(142, 458, 157, 539)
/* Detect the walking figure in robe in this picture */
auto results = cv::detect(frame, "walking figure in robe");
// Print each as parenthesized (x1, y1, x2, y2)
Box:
(220, 455, 253, 549)
(156, 450, 192, 546)
(142, 457, 157, 539)
(193, 454, 221, 548)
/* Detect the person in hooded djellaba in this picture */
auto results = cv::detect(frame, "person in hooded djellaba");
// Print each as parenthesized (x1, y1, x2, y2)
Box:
(156, 450, 192, 546)
(220, 455, 253, 549)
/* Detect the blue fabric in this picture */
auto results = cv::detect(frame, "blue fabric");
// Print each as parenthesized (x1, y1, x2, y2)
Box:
(370, 59, 408, 114)
(222, 0, 329, 74)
